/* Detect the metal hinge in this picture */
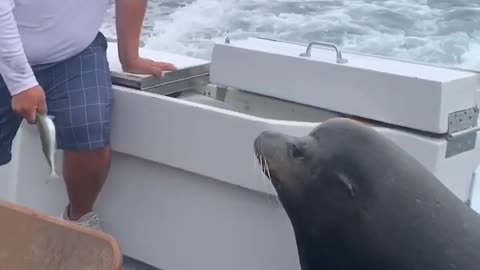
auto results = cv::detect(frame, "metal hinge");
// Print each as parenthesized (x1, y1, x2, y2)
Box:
(445, 107, 480, 158)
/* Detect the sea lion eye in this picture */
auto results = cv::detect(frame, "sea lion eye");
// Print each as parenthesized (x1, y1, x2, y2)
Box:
(290, 142, 304, 159)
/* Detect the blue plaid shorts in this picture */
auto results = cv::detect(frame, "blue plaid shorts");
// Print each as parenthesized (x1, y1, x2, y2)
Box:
(0, 32, 113, 165)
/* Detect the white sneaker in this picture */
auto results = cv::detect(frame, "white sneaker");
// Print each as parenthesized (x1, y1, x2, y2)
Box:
(61, 205, 103, 231)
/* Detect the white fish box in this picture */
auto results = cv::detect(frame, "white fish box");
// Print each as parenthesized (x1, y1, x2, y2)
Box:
(209, 37, 480, 135)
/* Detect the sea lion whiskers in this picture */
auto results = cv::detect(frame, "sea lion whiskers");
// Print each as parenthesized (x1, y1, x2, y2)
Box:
(253, 150, 270, 190)
(254, 148, 283, 206)
(263, 156, 272, 182)
(254, 148, 270, 181)
(253, 149, 266, 181)
(263, 157, 283, 206)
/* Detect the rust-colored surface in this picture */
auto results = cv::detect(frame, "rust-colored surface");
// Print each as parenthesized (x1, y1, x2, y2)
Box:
(348, 116, 371, 125)
(0, 199, 122, 270)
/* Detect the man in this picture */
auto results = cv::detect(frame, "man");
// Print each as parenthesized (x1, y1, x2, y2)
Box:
(0, 0, 176, 230)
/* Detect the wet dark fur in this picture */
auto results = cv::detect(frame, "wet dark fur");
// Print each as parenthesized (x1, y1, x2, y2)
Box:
(254, 117, 480, 270)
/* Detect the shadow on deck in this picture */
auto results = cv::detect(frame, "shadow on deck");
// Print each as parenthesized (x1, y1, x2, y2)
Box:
(122, 255, 162, 270)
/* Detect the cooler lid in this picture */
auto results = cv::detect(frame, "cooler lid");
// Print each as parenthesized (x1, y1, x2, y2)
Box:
(209, 37, 480, 135)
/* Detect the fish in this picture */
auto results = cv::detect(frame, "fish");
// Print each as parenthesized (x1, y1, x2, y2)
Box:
(35, 112, 59, 180)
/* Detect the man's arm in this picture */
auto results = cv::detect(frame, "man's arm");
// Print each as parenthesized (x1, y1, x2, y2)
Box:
(0, 1, 38, 95)
(115, 0, 177, 77)
(0, 0, 46, 124)
(115, 0, 145, 68)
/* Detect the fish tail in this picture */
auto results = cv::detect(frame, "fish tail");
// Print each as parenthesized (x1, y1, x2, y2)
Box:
(46, 169, 59, 183)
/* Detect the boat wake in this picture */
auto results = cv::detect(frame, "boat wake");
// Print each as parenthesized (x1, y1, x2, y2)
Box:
(101, 0, 480, 71)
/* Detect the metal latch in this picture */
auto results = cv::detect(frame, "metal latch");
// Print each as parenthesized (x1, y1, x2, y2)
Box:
(445, 107, 480, 158)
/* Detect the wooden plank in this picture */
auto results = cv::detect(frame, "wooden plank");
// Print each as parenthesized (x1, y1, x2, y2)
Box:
(0, 199, 122, 270)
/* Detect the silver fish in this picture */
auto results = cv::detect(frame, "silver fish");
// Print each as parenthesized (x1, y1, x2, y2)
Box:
(35, 112, 59, 179)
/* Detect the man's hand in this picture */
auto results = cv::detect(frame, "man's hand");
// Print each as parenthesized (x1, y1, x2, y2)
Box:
(115, 0, 177, 78)
(11, 85, 46, 124)
(122, 57, 177, 78)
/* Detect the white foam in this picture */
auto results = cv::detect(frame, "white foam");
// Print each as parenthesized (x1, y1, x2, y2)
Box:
(459, 34, 480, 70)
(98, 0, 480, 70)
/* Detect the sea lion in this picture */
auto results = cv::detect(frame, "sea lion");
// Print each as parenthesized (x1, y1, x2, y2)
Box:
(253, 117, 480, 270)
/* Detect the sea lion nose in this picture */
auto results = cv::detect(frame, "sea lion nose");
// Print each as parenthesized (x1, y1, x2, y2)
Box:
(254, 131, 275, 148)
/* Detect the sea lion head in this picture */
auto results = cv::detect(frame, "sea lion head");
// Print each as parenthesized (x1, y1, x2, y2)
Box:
(254, 117, 375, 217)
(253, 118, 388, 255)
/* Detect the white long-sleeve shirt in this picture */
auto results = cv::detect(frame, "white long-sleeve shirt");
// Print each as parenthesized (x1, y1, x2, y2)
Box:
(0, 0, 111, 96)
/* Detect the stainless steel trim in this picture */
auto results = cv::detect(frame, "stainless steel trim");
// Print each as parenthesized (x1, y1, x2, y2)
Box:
(143, 74, 210, 96)
(111, 63, 210, 91)
(447, 107, 480, 135)
(444, 107, 480, 158)
(445, 131, 478, 158)
(447, 126, 480, 140)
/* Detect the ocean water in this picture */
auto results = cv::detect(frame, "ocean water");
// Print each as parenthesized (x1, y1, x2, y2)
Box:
(101, 0, 480, 70)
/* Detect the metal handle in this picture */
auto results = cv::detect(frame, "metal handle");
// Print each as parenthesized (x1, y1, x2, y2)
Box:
(299, 41, 348, 64)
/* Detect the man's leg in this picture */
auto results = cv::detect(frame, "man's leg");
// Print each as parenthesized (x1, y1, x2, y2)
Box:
(63, 144, 111, 220)
(46, 32, 113, 229)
